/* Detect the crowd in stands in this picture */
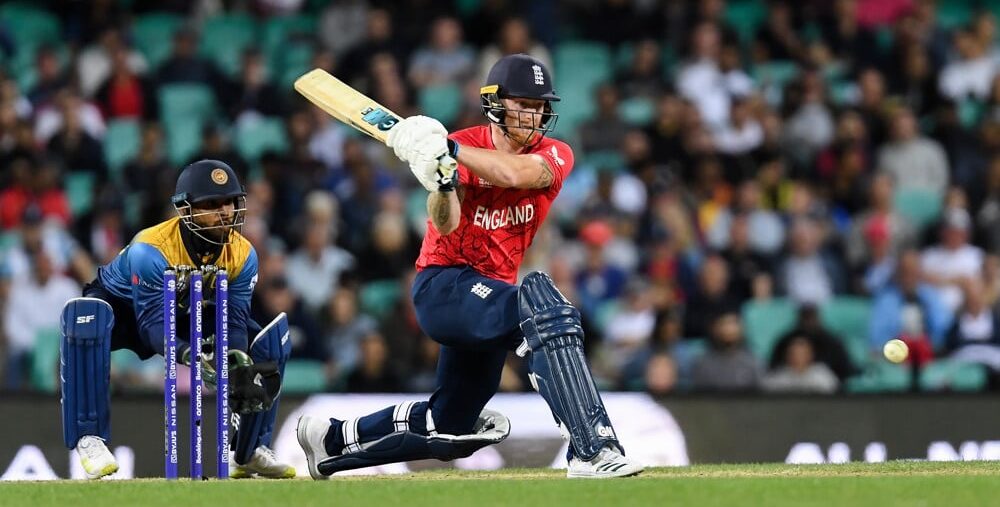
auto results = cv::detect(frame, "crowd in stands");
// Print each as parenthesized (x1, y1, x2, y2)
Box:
(3, 0, 1000, 395)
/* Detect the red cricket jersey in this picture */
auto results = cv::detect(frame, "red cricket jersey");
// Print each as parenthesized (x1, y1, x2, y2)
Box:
(415, 125, 575, 284)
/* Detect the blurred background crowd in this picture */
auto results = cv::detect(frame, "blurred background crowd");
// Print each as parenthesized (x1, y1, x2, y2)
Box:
(3, 0, 1000, 396)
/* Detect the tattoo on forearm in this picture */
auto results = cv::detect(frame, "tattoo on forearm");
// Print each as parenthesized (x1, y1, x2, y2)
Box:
(533, 159, 554, 188)
(433, 195, 450, 228)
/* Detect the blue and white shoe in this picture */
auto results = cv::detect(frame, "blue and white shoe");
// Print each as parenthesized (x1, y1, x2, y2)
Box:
(566, 446, 643, 478)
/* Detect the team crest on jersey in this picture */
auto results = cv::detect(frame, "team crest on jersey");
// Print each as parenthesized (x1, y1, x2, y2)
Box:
(532, 65, 544, 85)
(471, 282, 493, 299)
(211, 168, 229, 185)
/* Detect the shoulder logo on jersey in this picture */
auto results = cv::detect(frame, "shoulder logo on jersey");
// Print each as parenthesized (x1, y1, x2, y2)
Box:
(532, 65, 544, 85)
(211, 168, 229, 185)
(361, 107, 400, 132)
(470, 282, 493, 299)
(549, 145, 564, 166)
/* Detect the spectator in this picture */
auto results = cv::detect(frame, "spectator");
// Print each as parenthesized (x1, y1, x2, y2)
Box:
(615, 38, 665, 101)
(0, 158, 72, 230)
(776, 218, 845, 305)
(691, 311, 761, 391)
(579, 84, 629, 154)
(3, 250, 80, 389)
(714, 96, 763, 156)
(227, 48, 286, 120)
(870, 249, 952, 353)
(476, 17, 552, 85)
(846, 172, 917, 273)
(753, 0, 805, 62)
(345, 333, 403, 392)
(876, 107, 949, 196)
(94, 46, 154, 120)
(356, 211, 419, 282)
(27, 45, 71, 108)
(188, 125, 250, 182)
(285, 219, 355, 316)
(769, 305, 856, 382)
(338, 8, 408, 84)
(46, 97, 109, 182)
(574, 220, 628, 320)
(945, 280, 1000, 376)
(762, 334, 840, 393)
(683, 255, 740, 339)
(719, 214, 774, 301)
(122, 122, 174, 227)
(602, 281, 656, 378)
(155, 28, 228, 101)
(643, 352, 679, 396)
(322, 287, 380, 387)
(921, 208, 984, 313)
(34, 89, 107, 145)
(938, 28, 995, 102)
(677, 22, 731, 128)
(77, 28, 149, 99)
(407, 16, 475, 88)
(251, 276, 325, 362)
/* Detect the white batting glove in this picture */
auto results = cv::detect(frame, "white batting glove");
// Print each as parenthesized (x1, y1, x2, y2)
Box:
(386, 115, 448, 164)
(409, 141, 457, 193)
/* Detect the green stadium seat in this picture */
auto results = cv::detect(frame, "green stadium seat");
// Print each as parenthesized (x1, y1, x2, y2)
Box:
(200, 13, 258, 77)
(893, 188, 943, 230)
(418, 83, 462, 127)
(919, 360, 987, 392)
(0, 4, 61, 51)
(104, 119, 142, 178)
(235, 116, 289, 162)
(131, 13, 185, 69)
(752, 61, 800, 96)
(281, 360, 328, 393)
(65, 172, 95, 217)
(261, 14, 316, 62)
(30, 328, 60, 393)
(936, 0, 974, 30)
(845, 361, 911, 393)
(958, 100, 984, 128)
(275, 42, 315, 91)
(359, 279, 401, 320)
(618, 96, 655, 126)
(819, 297, 871, 367)
(552, 42, 613, 139)
(163, 119, 205, 165)
(742, 298, 798, 361)
(724, 0, 767, 44)
(158, 83, 217, 123)
(579, 150, 625, 173)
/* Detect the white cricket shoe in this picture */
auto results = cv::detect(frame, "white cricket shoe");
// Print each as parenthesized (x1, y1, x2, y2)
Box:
(566, 446, 644, 478)
(230, 445, 296, 479)
(76, 435, 118, 480)
(296, 415, 333, 480)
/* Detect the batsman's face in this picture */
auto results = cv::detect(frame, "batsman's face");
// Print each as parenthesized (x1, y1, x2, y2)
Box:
(502, 97, 546, 145)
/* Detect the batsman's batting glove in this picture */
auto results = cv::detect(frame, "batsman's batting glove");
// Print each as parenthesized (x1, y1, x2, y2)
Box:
(229, 358, 281, 414)
(386, 115, 448, 163)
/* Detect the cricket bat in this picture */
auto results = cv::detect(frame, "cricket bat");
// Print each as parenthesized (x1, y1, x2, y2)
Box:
(294, 68, 457, 171)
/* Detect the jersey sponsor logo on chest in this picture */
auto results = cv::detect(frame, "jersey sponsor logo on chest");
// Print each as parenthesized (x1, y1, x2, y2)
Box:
(473, 204, 535, 231)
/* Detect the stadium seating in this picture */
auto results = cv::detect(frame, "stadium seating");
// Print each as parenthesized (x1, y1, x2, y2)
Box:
(158, 83, 217, 164)
(742, 298, 798, 360)
(819, 297, 872, 367)
(199, 13, 258, 77)
(103, 119, 142, 179)
(893, 188, 943, 230)
(281, 359, 328, 393)
(418, 83, 463, 127)
(936, 0, 974, 30)
(359, 279, 401, 320)
(919, 360, 988, 392)
(579, 150, 626, 173)
(131, 12, 185, 70)
(845, 361, 911, 393)
(235, 116, 289, 162)
(274, 41, 315, 91)
(261, 14, 317, 63)
(554, 41, 613, 137)
(29, 328, 60, 393)
(723, 0, 767, 45)
(618, 97, 655, 126)
(65, 172, 95, 217)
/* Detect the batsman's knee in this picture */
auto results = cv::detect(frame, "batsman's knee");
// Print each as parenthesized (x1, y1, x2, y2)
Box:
(516, 271, 584, 354)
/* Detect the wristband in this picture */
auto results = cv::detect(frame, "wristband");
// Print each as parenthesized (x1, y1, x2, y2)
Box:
(447, 139, 460, 159)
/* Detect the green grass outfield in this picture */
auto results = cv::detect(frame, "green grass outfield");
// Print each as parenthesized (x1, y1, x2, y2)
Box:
(4, 461, 999, 507)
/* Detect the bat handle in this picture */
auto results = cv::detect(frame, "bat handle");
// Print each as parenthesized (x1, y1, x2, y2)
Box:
(437, 154, 457, 172)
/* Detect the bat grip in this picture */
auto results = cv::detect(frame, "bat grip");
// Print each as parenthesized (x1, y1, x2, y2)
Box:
(437, 154, 458, 172)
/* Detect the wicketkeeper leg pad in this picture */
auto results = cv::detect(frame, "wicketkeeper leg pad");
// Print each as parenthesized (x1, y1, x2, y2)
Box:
(234, 313, 291, 463)
(317, 405, 510, 475)
(517, 271, 622, 461)
(60, 297, 114, 449)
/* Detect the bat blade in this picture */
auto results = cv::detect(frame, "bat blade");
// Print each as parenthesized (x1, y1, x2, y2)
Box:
(293, 68, 400, 143)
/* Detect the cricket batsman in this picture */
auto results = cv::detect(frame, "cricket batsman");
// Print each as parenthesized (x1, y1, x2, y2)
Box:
(60, 160, 295, 479)
(296, 54, 643, 478)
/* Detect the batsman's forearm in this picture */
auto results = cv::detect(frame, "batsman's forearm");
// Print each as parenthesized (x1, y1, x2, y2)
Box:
(427, 191, 460, 235)
(457, 144, 540, 188)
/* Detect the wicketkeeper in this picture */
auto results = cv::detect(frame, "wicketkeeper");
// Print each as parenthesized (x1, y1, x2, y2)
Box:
(60, 160, 294, 479)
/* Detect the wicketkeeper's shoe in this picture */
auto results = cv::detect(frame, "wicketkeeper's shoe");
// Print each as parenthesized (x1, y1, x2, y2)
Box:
(296, 415, 333, 480)
(76, 435, 118, 480)
(566, 446, 644, 478)
(229, 446, 296, 479)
